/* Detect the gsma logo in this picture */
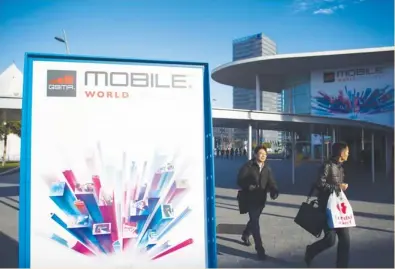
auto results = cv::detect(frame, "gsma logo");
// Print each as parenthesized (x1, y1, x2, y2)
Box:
(323, 72, 335, 83)
(47, 70, 77, 97)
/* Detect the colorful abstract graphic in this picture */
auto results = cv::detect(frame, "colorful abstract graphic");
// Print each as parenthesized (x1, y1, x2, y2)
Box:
(41, 143, 193, 261)
(311, 85, 394, 118)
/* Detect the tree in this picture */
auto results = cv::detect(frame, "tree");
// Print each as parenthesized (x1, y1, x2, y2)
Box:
(0, 121, 21, 166)
(8, 121, 21, 137)
(262, 142, 272, 149)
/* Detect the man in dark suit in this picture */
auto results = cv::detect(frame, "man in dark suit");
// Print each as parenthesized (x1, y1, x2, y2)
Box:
(237, 145, 279, 260)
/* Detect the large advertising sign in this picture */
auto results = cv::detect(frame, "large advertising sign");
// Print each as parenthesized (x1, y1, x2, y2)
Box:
(311, 65, 394, 127)
(19, 54, 216, 268)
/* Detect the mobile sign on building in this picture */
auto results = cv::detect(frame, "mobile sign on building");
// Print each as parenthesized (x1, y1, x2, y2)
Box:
(310, 64, 394, 127)
(19, 53, 217, 268)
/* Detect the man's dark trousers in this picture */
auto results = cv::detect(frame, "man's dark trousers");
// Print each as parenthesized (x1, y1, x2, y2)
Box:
(243, 205, 264, 251)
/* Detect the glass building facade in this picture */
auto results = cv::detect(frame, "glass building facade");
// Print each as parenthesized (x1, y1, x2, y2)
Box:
(281, 75, 311, 114)
(233, 88, 257, 110)
(261, 91, 283, 142)
(280, 75, 312, 155)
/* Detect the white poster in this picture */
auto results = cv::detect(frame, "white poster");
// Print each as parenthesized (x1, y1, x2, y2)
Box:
(310, 65, 394, 127)
(20, 56, 216, 268)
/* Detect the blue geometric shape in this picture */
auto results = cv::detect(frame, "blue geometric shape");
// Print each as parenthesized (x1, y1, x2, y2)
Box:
(49, 182, 79, 216)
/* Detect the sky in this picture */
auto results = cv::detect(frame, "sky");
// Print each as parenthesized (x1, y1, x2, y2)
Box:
(0, 0, 393, 108)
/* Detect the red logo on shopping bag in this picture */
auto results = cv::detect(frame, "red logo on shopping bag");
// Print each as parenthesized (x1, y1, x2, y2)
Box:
(336, 202, 347, 214)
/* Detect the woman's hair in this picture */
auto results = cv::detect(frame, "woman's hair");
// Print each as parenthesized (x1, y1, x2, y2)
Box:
(254, 145, 267, 154)
(332, 142, 348, 157)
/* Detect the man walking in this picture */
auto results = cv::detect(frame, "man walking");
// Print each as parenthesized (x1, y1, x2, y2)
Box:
(237, 145, 279, 260)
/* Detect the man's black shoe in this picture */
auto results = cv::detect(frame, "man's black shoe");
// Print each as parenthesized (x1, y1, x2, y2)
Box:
(257, 248, 267, 260)
(241, 234, 251, 246)
(304, 245, 312, 267)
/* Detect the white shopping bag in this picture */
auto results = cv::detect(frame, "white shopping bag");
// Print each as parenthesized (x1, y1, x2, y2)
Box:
(326, 190, 356, 228)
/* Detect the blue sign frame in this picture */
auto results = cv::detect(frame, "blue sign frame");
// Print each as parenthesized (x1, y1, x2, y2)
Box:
(19, 53, 217, 268)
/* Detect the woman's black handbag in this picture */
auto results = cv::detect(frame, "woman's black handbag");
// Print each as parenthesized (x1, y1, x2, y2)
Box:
(294, 185, 326, 238)
(237, 190, 248, 214)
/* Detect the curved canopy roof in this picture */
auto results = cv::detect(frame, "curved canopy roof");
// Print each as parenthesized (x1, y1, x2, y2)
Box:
(211, 46, 394, 92)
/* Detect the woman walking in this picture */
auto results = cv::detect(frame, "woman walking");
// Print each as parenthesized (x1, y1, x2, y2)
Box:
(304, 142, 351, 268)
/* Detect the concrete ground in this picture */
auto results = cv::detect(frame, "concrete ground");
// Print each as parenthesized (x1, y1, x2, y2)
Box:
(0, 157, 393, 268)
(0, 172, 19, 268)
(215, 157, 394, 268)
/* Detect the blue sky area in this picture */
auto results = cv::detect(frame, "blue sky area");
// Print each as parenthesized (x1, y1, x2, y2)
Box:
(0, 0, 393, 108)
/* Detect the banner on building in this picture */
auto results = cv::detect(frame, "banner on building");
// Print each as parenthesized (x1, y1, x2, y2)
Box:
(19, 54, 216, 268)
(311, 65, 394, 127)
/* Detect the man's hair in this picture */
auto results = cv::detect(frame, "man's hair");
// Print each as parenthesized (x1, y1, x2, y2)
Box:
(332, 142, 348, 157)
(254, 145, 267, 154)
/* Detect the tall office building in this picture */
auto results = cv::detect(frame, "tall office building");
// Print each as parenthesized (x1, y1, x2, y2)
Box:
(232, 33, 277, 61)
(233, 33, 277, 111)
(232, 33, 282, 144)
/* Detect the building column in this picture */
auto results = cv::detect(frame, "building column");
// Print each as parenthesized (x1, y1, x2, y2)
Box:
(321, 132, 324, 164)
(325, 128, 329, 159)
(256, 129, 260, 145)
(255, 75, 260, 111)
(248, 124, 252, 160)
(385, 135, 392, 177)
(291, 131, 296, 184)
(310, 124, 315, 160)
(332, 127, 336, 143)
(371, 132, 375, 183)
(352, 139, 358, 163)
(255, 75, 261, 147)
(289, 89, 293, 113)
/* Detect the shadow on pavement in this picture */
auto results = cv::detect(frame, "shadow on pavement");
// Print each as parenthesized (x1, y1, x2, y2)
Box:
(217, 237, 394, 268)
(216, 197, 394, 222)
(217, 243, 300, 268)
(215, 158, 394, 204)
(0, 232, 18, 268)
(217, 220, 394, 268)
(217, 243, 256, 259)
(0, 173, 20, 185)
(217, 224, 245, 235)
(0, 186, 19, 198)
(216, 205, 393, 234)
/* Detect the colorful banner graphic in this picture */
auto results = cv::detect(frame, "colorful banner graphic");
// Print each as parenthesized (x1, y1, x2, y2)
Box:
(311, 65, 394, 127)
(19, 54, 216, 268)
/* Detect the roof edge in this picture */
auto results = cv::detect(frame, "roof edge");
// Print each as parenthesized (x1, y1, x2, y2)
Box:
(212, 46, 395, 73)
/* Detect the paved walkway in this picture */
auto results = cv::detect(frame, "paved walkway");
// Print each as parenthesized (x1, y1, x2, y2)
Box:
(0, 159, 393, 268)
(215, 158, 394, 268)
(0, 172, 19, 268)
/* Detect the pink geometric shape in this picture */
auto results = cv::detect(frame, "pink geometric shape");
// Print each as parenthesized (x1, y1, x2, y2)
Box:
(100, 204, 118, 243)
(72, 241, 95, 256)
(152, 238, 194, 260)
(92, 175, 101, 198)
(63, 170, 77, 192)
